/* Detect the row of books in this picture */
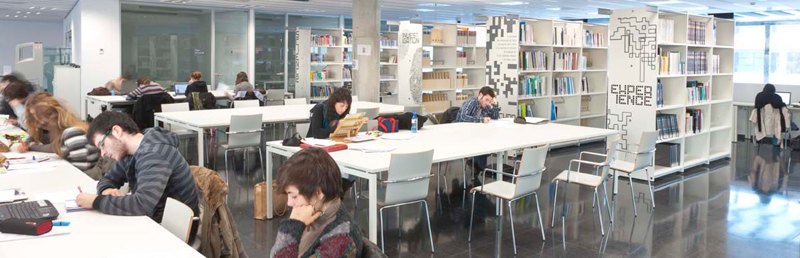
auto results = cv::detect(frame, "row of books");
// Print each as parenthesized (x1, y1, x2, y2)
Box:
(688, 20, 707, 45)
(687, 50, 708, 75)
(553, 26, 579, 46)
(553, 52, 580, 71)
(422, 92, 447, 102)
(656, 114, 680, 140)
(344, 33, 353, 46)
(711, 54, 720, 74)
(456, 30, 478, 46)
(585, 30, 605, 47)
(311, 53, 336, 63)
(343, 68, 352, 80)
(423, 28, 444, 45)
(659, 49, 683, 75)
(344, 52, 353, 62)
(580, 76, 590, 93)
(521, 75, 547, 97)
(311, 86, 335, 98)
(518, 103, 534, 117)
(658, 19, 675, 43)
(687, 80, 710, 104)
(520, 22, 536, 44)
(655, 143, 681, 167)
(521, 50, 547, 71)
(380, 37, 397, 48)
(686, 109, 704, 134)
(382, 55, 397, 64)
(311, 34, 338, 47)
(553, 76, 576, 96)
(311, 69, 334, 81)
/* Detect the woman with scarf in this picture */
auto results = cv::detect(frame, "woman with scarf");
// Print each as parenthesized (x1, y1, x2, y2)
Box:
(270, 147, 362, 258)
(307, 87, 352, 139)
(754, 84, 789, 145)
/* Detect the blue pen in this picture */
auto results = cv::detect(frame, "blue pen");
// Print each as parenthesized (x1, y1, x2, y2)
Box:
(53, 221, 70, 226)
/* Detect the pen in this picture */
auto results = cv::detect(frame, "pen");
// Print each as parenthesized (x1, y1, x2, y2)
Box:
(53, 221, 70, 226)
(78, 186, 82, 193)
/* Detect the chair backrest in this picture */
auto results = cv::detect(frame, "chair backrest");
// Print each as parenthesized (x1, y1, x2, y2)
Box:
(296, 123, 310, 138)
(229, 113, 263, 148)
(404, 105, 423, 115)
(352, 95, 359, 103)
(161, 197, 194, 243)
(598, 135, 620, 178)
(383, 149, 434, 205)
(285, 98, 307, 105)
(266, 89, 286, 106)
(632, 131, 658, 171)
(440, 107, 460, 124)
(234, 100, 260, 109)
(513, 145, 548, 197)
(356, 107, 380, 120)
(161, 102, 190, 113)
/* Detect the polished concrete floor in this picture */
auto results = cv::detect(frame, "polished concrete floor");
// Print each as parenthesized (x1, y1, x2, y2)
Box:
(211, 139, 800, 257)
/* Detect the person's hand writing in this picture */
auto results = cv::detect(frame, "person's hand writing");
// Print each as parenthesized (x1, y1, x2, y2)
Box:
(75, 193, 97, 209)
(483, 117, 491, 123)
(15, 141, 29, 153)
(102, 188, 125, 196)
(289, 205, 321, 226)
(5, 118, 17, 126)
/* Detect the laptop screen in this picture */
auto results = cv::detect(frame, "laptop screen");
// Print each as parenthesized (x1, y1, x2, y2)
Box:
(174, 83, 189, 94)
(777, 92, 791, 105)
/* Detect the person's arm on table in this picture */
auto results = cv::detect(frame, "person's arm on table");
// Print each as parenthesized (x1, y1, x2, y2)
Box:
(82, 153, 171, 216)
(456, 98, 484, 123)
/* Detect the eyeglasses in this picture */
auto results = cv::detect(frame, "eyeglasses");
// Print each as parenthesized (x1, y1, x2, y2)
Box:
(97, 130, 111, 152)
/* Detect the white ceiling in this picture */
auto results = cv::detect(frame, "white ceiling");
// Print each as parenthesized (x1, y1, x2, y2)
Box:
(2, 0, 800, 22)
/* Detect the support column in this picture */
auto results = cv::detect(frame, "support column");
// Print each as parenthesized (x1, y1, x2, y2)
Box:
(352, 0, 380, 102)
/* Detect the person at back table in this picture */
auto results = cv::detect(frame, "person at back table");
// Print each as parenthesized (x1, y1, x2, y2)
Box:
(224, 72, 255, 101)
(455, 86, 501, 173)
(308, 88, 352, 139)
(75, 111, 201, 240)
(185, 71, 208, 97)
(126, 77, 166, 99)
(271, 147, 362, 258)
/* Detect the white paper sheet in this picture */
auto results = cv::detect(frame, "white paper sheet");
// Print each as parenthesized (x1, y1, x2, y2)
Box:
(0, 189, 14, 203)
(347, 143, 398, 153)
(302, 138, 338, 147)
(0, 224, 72, 243)
(380, 133, 415, 140)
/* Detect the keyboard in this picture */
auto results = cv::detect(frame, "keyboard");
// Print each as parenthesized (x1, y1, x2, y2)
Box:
(0, 200, 59, 221)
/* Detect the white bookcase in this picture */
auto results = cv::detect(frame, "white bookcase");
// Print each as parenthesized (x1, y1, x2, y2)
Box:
(488, 17, 609, 130)
(630, 13, 734, 180)
(295, 28, 349, 102)
(377, 27, 400, 104)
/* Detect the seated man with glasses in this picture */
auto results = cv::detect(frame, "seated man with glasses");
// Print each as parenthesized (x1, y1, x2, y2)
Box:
(75, 111, 200, 239)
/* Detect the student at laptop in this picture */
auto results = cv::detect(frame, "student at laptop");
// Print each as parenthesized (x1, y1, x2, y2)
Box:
(184, 71, 209, 97)
(308, 88, 352, 139)
(126, 77, 166, 99)
(224, 72, 255, 101)
(455, 86, 501, 173)
(76, 111, 200, 230)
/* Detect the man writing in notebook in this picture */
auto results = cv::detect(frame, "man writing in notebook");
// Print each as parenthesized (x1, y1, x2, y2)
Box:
(455, 86, 501, 174)
(75, 111, 200, 235)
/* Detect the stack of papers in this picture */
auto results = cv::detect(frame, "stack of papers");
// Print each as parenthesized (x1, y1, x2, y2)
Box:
(302, 138, 338, 147)
(347, 143, 398, 153)
(344, 135, 376, 143)
(381, 133, 415, 140)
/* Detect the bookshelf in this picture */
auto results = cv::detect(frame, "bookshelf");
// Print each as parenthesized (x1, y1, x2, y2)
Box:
(492, 17, 609, 131)
(630, 12, 734, 181)
(295, 28, 348, 101)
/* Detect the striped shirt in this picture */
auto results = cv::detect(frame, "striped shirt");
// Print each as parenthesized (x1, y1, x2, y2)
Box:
(59, 127, 100, 171)
(126, 83, 166, 99)
(93, 127, 199, 223)
(455, 97, 501, 123)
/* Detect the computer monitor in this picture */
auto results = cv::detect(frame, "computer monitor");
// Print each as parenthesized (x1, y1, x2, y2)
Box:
(777, 92, 791, 105)
(174, 83, 190, 94)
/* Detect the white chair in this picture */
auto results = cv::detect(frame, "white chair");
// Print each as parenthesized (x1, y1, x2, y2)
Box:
(468, 145, 548, 254)
(284, 98, 307, 105)
(352, 95, 359, 103)
(218, 114, 265, 197)
(609, 131, 657, 221)
(296, 123, 310, 138)
(160, 103, 195, 163)
(161, 197, 195, 243)
(551, 136, 619, 236)
(378, 149, 435, 253)
(266, 89, 286, 106)
(234, 100, 260, 108)
(356, 107, 380, 133)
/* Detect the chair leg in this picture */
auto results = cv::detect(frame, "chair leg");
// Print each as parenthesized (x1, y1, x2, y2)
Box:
(645, 169, 655, 209)
(468, 191, 477, 241)
(380, 207, 386, 252)
(436, 163, 441, 195)
(258, 148, 265, 183)
(592, 191, 597, 209)
(353, 181, 359, 209)
(595, 188, 605, 236)
(551, 181, 558, 228)
(629, 175, 638, 217)
(422, 200, 435, 253)
(224, 149, 230, 183)
(462, 159, 467, 189)
(507, 200, 517, 255)
(533, 192, 545, 241)
(602, 180, 612, 224)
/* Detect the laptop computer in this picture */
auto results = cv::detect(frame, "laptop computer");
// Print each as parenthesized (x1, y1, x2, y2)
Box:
(174, 83, 190, 95)
(777, 92, 791, 105)
(121, 79, 138, 94)
(0, 200, 59, 222)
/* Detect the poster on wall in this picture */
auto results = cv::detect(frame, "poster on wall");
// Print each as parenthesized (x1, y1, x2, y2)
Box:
(486, 16, 520, 118)
(607, 8, 658, 150)
(397, 21, 423, 106)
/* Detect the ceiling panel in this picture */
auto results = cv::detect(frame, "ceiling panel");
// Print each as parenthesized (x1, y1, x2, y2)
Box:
(0, 0, 76, 21)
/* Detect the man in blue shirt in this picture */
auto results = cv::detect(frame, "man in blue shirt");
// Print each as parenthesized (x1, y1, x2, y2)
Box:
(455, 86, 501, 174)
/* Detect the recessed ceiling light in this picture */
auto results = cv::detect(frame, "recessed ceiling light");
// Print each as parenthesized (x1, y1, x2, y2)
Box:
(496, 1, 529, 5)
(51, 8, 56, 10)
(26, 12, 30, 14)
(547, 7, 561, 11)
(14, 15, 18, 18)
(23, 16, 27, 18)
(416, 8, 435, 12)
(40, 7, 46, 10)
(16, 11, 20, 14)
(4, 15, 8, 17)
(29, 6, 35, 9)
(36, 12, 41, 15)
(419, 3, 450, 7)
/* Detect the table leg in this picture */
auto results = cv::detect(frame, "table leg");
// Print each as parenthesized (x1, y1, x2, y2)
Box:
(266, 147, 274, 219)
(197, 128, 205, 167)
(369, 173, 378, 242)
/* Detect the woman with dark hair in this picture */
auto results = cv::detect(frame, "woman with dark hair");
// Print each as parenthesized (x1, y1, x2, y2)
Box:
(185, 71, 208, 97)
(755, 84, 787, 132)
(307, 88, 352, 139)
(270, 147, 362, 258)
(225, 72, 255, 101)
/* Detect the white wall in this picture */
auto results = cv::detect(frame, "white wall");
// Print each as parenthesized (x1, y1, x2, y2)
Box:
(0, 20, 63, 73)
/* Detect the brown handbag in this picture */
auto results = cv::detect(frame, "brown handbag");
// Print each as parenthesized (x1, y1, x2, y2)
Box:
(254, 180, 288, 219)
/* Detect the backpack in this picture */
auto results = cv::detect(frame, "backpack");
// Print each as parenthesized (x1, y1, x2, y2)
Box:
(377, 117, 399, 133)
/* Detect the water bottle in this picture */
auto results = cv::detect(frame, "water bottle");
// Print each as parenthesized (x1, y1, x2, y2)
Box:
(411, 111, 418, 133)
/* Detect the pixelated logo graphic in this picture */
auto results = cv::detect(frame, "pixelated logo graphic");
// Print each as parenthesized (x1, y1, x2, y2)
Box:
(610, 17, 657, 83)
(607, 110, 633, 150)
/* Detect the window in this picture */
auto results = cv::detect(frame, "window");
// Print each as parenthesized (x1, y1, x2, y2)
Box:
(255, 13, 286, 90)
(215, 10, 248, 89)
(734, 21, 800, 85)
(734, 24, 765, 83)
(768, 24, 800, 85)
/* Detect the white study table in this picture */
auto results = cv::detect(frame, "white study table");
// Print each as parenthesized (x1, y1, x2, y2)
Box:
(264, 121, 618, 242)
(84, 91, 230, 119)
(154, 101, 405, 167)
(0, 152, 202, 258)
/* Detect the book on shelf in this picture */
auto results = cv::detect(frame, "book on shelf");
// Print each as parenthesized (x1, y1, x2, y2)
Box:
(581, 76, 589, 93)
(520, 21, 535, 44)
(311, 69, 333, 81)
(580, 53, 588, 70)
(311, 34, 338, 47)
(380, 37, 397, 48)
(688, 20, 707, 45)
(520, 50, 547, 71)
(553, 26, 578, 46)
(658, 48, 683, 75)
(712, 54, 720, 74)
(687, 50, 708, 74)
(518, 103, 534, 117)
(655, 142, 681, 167)
(686, 109, 703, 134)
(456, 29, 477, 46)
(658, 19, 675, 43)
(522, 75, 547, 97)
(686, 80, 710, 104)
(343, 32, 353, 46)
(343, 67, 352, 80)
(553, 52, 579, 70)
(656, 114, 680, 140)
(584, 30, 604, 47)
(311, 86, 335, 98)
(343, 51, 353, 62)
(553, 76, 575, 96)
(656, 80, 664, 108)
(310, 52, 336, 63)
